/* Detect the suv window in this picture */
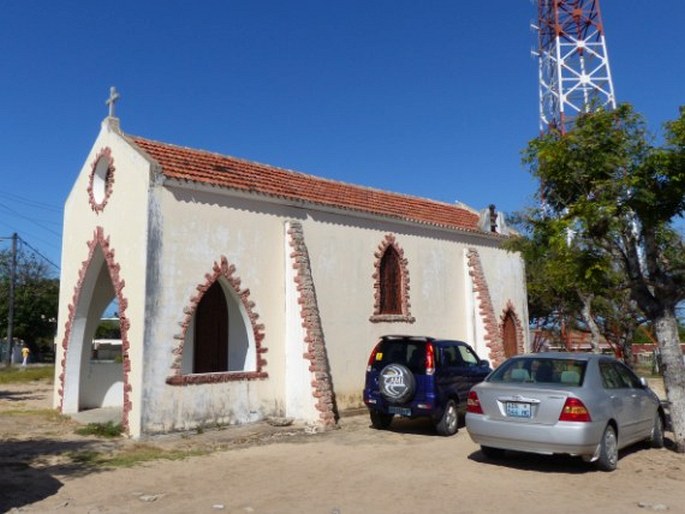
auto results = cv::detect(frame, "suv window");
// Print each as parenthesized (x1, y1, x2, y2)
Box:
(371, 340, 426, 374)
(458, 345, 480, 367)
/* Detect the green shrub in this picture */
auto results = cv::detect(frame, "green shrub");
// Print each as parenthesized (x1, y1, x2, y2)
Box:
(75, 421, 123, 438)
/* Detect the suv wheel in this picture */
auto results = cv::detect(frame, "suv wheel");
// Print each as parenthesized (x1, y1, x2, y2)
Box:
(435, 399, 459, 436)
(369, 410, 393, 430)
(379, 364, 416, 404)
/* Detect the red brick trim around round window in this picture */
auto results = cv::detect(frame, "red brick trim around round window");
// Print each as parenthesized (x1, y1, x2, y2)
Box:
(58, 226, 133, 433)
(166, 255, 268, 385)
(369, 234, 415, 323)
(87, 147, 115, 213)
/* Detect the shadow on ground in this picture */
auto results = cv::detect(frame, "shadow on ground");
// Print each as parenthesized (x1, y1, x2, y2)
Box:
(466, 435, 678, 475)
(369, 414, 467, 437)
(0, 387, 50, 403)
(0, 437, 114, 512)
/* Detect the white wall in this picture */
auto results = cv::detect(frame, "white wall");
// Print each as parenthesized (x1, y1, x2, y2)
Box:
(80, 362, 124, 408)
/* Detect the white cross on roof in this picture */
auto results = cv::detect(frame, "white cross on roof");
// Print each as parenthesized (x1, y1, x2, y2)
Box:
(106, 86, 120, 118)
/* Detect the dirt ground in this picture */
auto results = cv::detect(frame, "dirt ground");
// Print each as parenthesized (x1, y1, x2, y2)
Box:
(1, 380, 684, 514)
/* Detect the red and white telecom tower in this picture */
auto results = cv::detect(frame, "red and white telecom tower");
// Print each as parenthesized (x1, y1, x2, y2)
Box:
(534, 0, 617, 134)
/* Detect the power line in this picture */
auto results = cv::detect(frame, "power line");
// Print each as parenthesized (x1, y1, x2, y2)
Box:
(0, 202, 62, 237)
(0, 233, 60, 273)
(0, 191, 62, 213)
(19, 236, 60, 272)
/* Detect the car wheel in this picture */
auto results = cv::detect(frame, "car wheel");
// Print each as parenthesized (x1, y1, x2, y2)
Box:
(596, 425, 618, 472)
(379, 364, 416, 404)
(480, 446, 505, 459)
(649, 412, 665, 449)
(435, 399, 459, 436)
(369, 410, 393, 430)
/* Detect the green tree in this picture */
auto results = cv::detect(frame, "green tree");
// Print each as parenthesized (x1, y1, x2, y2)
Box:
(524, 104, 685, 452)
(0, 247, 59, 361)
(507, 209, 626, 353)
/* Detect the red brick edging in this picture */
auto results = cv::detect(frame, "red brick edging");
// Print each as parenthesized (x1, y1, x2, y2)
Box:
(287, 221, 338, 428)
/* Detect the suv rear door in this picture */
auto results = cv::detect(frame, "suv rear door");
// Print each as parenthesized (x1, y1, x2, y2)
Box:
(437, 342, 490, 408)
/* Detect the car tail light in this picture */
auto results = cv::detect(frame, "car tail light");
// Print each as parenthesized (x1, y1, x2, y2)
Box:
(425, 343, 435, 375)
(558, 397, 591, 422)
(367, 343, 381, 372)
(467, 391, 483, 414)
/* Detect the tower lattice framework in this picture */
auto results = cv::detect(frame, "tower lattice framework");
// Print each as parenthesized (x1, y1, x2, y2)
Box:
(536, 0, 617, 134)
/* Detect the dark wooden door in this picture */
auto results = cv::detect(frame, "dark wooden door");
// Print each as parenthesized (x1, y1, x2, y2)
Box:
(503, 313, 518, 358)
(194, 282, 229, 373)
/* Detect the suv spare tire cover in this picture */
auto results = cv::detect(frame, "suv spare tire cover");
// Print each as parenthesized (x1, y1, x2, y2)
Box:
(379, 364, 416, 404)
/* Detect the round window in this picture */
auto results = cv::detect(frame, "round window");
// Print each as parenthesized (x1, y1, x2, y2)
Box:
(88, 148, 115, 212)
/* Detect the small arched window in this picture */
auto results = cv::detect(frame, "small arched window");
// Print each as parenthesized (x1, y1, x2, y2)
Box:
(370, 234, 414, 323)
(379, 246, 401, 314)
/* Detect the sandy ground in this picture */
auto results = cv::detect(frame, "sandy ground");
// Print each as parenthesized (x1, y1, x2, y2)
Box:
(1, 379, 684, 514)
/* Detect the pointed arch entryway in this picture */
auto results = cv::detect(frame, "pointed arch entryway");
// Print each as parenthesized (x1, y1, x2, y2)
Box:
(501, 302, 525, 358)
(58, 227, 132, 432)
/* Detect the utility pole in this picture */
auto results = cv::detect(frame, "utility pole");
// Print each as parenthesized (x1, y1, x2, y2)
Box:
(5, 233, 17, 366)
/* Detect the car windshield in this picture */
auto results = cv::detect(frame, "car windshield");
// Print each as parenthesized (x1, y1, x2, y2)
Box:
(488, 357, 587, 386)
(372, 340, 426, 374)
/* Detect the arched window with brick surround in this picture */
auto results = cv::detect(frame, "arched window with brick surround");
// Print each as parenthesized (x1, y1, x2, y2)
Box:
(379, 246, 401, 314)
(370, 234, 415, 323)
(167, 256, 268, 386)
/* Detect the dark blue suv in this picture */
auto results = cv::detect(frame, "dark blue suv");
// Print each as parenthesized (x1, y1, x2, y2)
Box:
(363, 335, 491, 436)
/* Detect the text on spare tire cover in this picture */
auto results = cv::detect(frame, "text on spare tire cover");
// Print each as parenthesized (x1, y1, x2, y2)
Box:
(381, 364, 411, 401)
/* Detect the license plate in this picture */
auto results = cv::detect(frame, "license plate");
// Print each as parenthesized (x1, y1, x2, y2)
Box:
(388, 406, 411, 416)
(505, 402, 531, 418)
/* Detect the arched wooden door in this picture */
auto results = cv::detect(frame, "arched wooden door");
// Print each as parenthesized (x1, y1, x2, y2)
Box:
(502, 312, 518, 358)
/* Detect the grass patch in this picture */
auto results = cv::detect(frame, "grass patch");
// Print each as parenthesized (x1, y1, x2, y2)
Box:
(3, 407, 70, 422)
(75, 421, 123, 438)
(68, 444, 208, 468)
(0, 365, 54, 384)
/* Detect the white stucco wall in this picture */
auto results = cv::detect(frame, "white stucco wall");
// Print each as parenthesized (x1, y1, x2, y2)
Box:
(137, 185, 529, 430)
(139, 185, 291, 433)
(299, 213, 514, 410)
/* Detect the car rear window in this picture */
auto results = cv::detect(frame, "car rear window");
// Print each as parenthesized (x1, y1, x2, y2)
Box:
(488, 357, 587, 386)
(371, 340, 426, 374)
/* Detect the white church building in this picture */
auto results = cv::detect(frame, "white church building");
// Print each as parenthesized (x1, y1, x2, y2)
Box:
(54, 101, 529, 438)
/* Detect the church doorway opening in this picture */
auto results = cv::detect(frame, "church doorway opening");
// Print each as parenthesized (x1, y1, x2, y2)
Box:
(502, 311, 518, 358)
(61, 245, 125, 424)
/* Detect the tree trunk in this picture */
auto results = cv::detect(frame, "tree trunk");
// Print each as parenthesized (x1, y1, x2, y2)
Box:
(654, 311, 685, 453)
(579, 293, 601, 353)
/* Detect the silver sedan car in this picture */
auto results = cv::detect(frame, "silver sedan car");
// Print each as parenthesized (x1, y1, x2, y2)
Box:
(466, 353, 665, 471)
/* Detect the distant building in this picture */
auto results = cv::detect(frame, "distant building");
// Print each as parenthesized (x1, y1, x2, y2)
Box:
(55, 112, 529, 438)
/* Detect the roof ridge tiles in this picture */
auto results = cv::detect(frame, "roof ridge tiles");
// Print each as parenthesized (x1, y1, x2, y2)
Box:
(127, 135, 484, 233)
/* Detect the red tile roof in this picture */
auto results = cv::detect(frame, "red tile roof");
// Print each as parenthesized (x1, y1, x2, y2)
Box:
(129, 136, 481, 232)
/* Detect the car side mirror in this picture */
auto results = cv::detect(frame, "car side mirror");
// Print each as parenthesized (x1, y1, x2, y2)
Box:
(479, 359, 490, 368)
(639, 376, 649, 389)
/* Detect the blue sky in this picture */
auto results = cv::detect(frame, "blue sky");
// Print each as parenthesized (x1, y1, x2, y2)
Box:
(1, 1, 683, 274)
